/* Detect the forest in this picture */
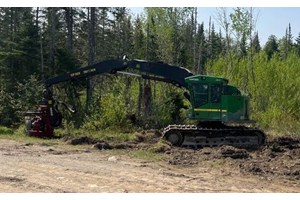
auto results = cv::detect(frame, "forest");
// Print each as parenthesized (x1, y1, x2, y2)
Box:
(0, 7, 299, 136)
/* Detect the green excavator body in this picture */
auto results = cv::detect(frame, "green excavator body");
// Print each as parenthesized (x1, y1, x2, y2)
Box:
(185, 75, 250, 123)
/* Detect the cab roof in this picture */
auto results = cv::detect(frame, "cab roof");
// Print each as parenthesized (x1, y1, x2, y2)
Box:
(185, 75, 229, 84)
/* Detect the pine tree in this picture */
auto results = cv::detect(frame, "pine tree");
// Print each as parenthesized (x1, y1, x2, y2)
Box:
(0, 8, 40, 82)
(207, 23, 222, 60)
(132, 15, 146, 59)
(49, 7, 58, 74)
(132, 15, 146, 117)
(63, 7, 74, 55)
(0, 8, 40, 125)
(111, 7, 127, 57)
(264, 35, 279, 60)
(170, 8, 180, 64)
(287, 23, 293, 49)
(240, 32, 247, 57)
(195, 22, 206, 74)
(252, 32, 261, 53)
(283, 23, 293, 59)
(295, 32, 300, 56)
(86, 7, 96, 113)
(97, 8, 110, 59)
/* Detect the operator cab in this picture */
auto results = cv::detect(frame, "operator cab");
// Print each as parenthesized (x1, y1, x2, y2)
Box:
(185, 75, 250, 123)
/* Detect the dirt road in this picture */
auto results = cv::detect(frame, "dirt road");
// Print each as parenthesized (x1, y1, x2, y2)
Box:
(0, 138, 299, 192)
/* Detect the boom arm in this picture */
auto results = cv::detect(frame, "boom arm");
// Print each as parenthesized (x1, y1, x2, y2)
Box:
(45, 57, 193, 89)
(39, 57, 193, 131)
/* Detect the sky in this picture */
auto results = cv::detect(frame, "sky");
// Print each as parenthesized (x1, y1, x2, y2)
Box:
(129, 7, 300, 46)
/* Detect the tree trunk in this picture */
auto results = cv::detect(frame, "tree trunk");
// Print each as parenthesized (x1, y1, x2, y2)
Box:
(9, 8, 14, 85)
(65, 7, 74, 55)
(36, 7, 44, 81)
(143, 80, 152, 123)
(35, 7, 39, 28)
(50, 7, 57, 75)
(86, 7, 96, 114)
(137, 78, 143, 118)
(100, 8, 106, 58)
(124, 77, 131, 108)
(197, 39, 203, 74)
(249, 8, 256, 84)
(144, 17, 153, 123)
(193, 7, 197, 69)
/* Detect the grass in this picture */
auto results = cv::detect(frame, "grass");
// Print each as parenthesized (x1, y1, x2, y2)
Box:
(256, 112, 300, 138)
(0, 125, 63, 146)
(57, 126, 138, 144)
(265, 128, 300, 138)
(148, 140, 171, 153)
(0, 124, 139, 146)
(0, 126, 14, 135)
(128, 149, 164, 162)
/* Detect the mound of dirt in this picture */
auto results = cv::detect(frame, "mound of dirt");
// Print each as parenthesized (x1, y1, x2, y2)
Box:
(67, 136, 97, 145)
(113, 142, 136, 149)
(165, 135, 300, 182)
(134, 129, 161, 144)
(64, 129, 162, 150)
(239, 136, 300, 181)
(93, 142, 113, 150)
(270, 136, 300, 150)
(150, 144, 171, 153)
(65, 135, 142, 150)
(168, 149, 199, 166)
(217, 146, 250, 159)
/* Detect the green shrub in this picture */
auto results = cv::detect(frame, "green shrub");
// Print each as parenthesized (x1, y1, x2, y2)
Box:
(206, 51, 300, 134)
(0, 126, 13, 134)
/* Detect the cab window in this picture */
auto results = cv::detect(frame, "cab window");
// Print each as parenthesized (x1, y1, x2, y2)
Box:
(211, 84, 222, 103)
(192, 84, 208, 107)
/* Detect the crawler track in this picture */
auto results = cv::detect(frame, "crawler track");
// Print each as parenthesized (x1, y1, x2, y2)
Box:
(163, 124, 266, 149)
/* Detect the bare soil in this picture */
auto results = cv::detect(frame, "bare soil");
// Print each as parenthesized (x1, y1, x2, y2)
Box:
(0, 131, 299, 192)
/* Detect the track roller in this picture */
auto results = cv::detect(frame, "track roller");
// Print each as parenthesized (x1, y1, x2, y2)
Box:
(165, 131, 184, 146)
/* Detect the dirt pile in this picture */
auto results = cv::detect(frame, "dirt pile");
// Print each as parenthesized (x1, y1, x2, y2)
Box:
(239, 136, 300, 181)
(134, 129, 161, 144)
(167, 146, 250, 166)
(168, 148, 199, 166)
(166, 136, 300, 182)
(66, 136, 97, 145)
(216, 146, 250, 159)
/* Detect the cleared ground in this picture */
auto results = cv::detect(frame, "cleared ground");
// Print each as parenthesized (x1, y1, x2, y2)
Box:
(0, 132, 299, 192)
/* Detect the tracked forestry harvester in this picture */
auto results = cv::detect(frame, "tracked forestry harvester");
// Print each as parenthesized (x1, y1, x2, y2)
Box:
(24, 56, 265, 148)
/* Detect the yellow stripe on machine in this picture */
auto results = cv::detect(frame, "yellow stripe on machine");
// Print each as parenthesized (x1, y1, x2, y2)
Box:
(194, 108, 227, 112)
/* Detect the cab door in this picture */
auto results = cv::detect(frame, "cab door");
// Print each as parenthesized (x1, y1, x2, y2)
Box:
(192, 83, 209, 119)
(209, 84, 222, 120)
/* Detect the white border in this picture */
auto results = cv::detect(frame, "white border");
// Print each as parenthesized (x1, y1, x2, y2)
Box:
(0, 0, 299, 199)
(1, 193, 299, 200)
(1, 0, 300, 7)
